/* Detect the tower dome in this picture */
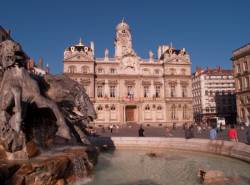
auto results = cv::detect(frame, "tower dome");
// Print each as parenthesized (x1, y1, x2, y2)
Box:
(116, 18, 130, 31)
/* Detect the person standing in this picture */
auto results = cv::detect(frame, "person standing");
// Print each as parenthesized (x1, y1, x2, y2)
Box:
(228, 125, 238, 142)
(165, 126, 172, 137)
(110, 124, 113, 133)
(138, 125, 145, 137)
(246, 125, 250, 144)
(209, 126, 217, 140)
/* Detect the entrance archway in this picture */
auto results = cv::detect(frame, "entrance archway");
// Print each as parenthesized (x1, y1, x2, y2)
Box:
(125, 105, 137, 122)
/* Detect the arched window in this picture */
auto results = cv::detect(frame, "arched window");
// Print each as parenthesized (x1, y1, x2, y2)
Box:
(68, 65, 76, 73)
(157, 105, 162, 110)
(183, 105, 188, 119)
(81, 66, 89, 74)
(145, 105, 150, 111)
(171, 105, 176, 120)
(97, 105, 103, 111)
(110, 104, 116, 111)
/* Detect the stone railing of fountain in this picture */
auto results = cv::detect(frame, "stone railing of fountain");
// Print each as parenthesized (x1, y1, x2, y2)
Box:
(91, 137, 250, 163)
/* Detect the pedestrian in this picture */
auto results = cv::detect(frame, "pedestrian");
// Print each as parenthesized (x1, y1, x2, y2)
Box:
(197, 124, 202, 134)
(172, 123, 177, 130)
(138, 125, 144, 137)
(116, 125, 119, 133)
(101, 126, 105, 133)
(165, 126, 172, 137)
(228, 125, 238, 142)
(209, 125, 217, 140)
(185, 125, 194, 139)
(110, 124, 113, 133)
(246, 125, 250, 145)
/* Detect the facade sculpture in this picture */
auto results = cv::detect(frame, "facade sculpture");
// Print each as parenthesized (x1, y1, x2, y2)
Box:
(63, 20, 193, 127)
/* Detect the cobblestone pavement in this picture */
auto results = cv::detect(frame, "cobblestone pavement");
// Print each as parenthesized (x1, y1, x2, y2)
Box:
(93, 124, 249, 144)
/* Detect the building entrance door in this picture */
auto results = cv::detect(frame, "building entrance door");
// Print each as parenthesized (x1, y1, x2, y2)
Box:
(125, 105, 136, 122)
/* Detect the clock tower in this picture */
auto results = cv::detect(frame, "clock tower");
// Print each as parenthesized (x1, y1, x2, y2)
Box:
(114, 19, 133, 58)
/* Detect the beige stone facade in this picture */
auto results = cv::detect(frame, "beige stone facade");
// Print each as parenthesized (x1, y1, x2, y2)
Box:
(232, 44, 250, 126)
(63, 20, 193, 127)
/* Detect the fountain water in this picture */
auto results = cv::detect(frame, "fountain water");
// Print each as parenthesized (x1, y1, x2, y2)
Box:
(84, 149, 250, 185)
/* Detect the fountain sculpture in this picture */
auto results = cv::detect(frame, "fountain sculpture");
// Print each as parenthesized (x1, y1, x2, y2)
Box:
(0, 39, 98, 185)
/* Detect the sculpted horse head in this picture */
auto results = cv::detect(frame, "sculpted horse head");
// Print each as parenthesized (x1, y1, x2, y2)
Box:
(43, 74, 97, 125)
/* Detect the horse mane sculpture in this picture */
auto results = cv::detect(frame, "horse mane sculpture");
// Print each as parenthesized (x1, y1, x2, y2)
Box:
(0, 39, 96, 159)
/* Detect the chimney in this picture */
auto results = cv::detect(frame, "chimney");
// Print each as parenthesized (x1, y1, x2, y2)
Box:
(90, 41, 94, 56)
(157, 46, 162, 59)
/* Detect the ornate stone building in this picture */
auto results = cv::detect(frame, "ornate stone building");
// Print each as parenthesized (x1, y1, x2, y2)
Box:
(192, 67, 236, 124)
(232, 44, 250, 126)
(63, 20, 193, 127)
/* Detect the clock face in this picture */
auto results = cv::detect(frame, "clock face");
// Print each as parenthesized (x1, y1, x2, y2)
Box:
(118, 30, 130, 39)
(121, 56, 137, 73)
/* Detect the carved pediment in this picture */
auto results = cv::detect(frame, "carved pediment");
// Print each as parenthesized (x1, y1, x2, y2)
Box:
(142, 81, 151, 86)
(96, 80, 105, 85)
(125, 80, 135, 85)
(153, 81, 163, 86)
(168, 81, 177, 87)
(108, 80, 118, 85)
(80, 78, 91, 85)
(180, 81, 189, 87)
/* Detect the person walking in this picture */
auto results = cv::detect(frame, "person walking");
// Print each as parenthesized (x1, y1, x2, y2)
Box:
(197, 124, 202, 134)
(228, 125, 238, 142)
(209, 126, 217, 140)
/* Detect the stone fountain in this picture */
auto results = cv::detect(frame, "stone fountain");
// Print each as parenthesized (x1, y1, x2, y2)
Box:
(0, 39, 98, 185)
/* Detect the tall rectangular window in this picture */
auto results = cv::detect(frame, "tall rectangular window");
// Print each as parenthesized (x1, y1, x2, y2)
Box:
(127, 86, 134, 99)
(155, 86, 161, 97)
(97, 86, 103, 97)
(110, 86, 116, 97)
(182, 86, 187, 97)
(244, 61, 248, 71)
(170, 86, 175, 97)
(144, 86, 150, 97)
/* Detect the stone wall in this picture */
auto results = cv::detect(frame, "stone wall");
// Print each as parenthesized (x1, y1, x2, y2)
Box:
(94, 137, 250, 163)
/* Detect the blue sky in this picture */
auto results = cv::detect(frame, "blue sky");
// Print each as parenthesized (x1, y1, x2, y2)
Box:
(1, 0, 250, 74)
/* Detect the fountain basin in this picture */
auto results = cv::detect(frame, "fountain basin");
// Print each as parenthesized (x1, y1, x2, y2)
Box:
(91, 137, 250, 162)
(84, 137, 250, 185)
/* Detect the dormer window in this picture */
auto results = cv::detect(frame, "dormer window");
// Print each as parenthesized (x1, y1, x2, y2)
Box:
(98, 68, 104, 74)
